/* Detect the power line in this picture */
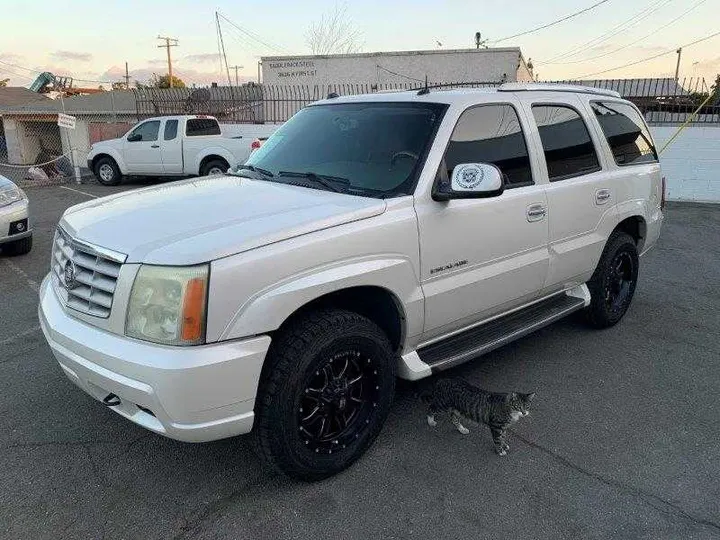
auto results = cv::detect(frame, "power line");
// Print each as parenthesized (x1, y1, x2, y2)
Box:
(574, 29, 720, 78)
(216, 12, 288, 53)
(539, 0, 673, 64)
(546, 0, 708, 66)
(491, 0, 612, 44)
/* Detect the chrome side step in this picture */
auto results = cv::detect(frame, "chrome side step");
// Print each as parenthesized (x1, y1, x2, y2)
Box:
(414, 290, 587, 374)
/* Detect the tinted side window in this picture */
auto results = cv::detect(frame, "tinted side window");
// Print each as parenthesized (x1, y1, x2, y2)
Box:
(444, 104, 533, 188)
(129, 121, 160, 142)
(164, 119, 178, 140)
(591, 101, 658, 166)
(532, 105, 600, 181)
(186, 118, 221, 136)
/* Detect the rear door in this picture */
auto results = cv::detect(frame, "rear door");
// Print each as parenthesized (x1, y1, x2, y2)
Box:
(160, 119, 183, 174)
(416, 101, 550, 341)
(520, 96, 610, 293)
(123, 120, 163, 174)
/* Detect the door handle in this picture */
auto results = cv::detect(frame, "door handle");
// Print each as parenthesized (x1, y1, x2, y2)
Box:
(526, 203, 547, 222)
(151, 144, 160, 148)
(595, 189, 611, 204)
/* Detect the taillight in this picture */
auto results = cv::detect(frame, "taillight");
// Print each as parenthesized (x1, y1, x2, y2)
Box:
(660, 176, 666, 210)
(251, 139, 261, 150)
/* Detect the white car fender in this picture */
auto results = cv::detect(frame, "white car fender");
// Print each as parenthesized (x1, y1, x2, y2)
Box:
(214, 255, 424, 349)
(87, 141, 129, 175)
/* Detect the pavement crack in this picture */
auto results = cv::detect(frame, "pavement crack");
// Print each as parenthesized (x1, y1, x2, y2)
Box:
(510, 430, 720, 534)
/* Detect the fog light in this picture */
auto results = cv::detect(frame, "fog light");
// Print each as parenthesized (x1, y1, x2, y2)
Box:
(16, 222, 25, 231)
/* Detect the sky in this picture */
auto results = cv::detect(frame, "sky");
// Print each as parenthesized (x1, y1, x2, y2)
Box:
(0, 0, 718, 89)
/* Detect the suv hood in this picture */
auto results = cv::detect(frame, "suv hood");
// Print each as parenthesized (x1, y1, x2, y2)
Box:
(61, 177, 386, 264)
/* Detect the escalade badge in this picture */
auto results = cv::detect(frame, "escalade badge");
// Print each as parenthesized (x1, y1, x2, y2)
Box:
(63, 260, 78, 290)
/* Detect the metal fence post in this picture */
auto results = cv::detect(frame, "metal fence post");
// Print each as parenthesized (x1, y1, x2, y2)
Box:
(59, 93, 82, 185)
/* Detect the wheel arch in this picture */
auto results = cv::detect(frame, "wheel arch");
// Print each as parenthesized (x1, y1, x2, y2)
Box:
(613, 215, 647, 252)
(90, 152, 125, 174)
(195, 149, 233, 175)
(272, 286, 407, 353)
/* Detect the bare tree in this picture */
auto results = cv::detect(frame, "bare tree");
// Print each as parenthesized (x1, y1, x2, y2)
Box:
(306, 3, 363, 55)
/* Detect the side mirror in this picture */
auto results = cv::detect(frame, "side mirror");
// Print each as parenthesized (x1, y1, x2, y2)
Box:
(127, 133, 141, 142)
(432, 163, 504, 201)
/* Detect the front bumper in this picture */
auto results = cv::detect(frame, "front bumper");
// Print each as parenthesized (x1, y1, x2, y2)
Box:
(38, 275, 271, 442)
(0, 200, 31, 244)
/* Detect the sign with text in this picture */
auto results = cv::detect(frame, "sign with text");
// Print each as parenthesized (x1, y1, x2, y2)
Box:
(57, 113, 76, 130)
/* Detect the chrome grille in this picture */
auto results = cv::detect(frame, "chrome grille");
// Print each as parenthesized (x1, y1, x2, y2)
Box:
(51, 228, 124, 318)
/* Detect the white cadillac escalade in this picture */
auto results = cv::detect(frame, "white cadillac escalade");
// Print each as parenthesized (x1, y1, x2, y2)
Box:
(39, 84, 664, 480)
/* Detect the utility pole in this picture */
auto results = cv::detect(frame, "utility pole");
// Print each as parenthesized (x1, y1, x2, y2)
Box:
(230, 65, 244, 86)
(674, 48, 682, 82)
(157, 36, 179, 87)
(124, 62, 130, 89)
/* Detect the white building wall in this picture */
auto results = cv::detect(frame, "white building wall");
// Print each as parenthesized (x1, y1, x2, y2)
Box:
(651, 125, 720, 203)
(262, 49, 525, 86)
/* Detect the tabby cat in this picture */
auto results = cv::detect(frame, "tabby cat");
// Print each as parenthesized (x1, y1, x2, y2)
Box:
(423, 378, 535, 456)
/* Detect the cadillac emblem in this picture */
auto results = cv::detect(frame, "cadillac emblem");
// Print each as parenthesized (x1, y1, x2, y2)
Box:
(63, 260, 77, 290)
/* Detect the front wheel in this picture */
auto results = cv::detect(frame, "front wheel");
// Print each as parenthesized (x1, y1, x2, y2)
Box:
(94, 157, 122, 186)
(586, 231, 639, 328)
(255, 309, 396, 481)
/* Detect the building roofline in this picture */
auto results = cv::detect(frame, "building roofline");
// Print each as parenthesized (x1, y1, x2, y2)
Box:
(261, 47, 522, 62)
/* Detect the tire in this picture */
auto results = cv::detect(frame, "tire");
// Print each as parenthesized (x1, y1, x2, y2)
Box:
(586, 231, 639, 328)
(94, 157, 122, 186)
(2, 235, 32, 256)
(255, 309, 396, 481)
(200, 159, 229, 177)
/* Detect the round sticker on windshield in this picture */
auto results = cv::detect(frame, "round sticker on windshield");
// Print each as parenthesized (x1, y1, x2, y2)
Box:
(454, 164, 485, 189)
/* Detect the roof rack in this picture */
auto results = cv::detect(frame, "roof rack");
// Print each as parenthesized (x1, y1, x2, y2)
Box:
(498, 82, 621, 98)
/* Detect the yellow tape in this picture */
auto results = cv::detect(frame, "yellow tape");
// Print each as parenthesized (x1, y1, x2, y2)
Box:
(658, 92, 715, 155)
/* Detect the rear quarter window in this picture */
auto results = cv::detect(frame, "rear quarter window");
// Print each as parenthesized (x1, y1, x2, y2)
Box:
(186, 118, 221, 136)
(591, 101, 658, 166)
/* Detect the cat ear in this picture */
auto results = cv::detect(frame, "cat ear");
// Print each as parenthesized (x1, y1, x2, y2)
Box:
(526, 392, 536, 401)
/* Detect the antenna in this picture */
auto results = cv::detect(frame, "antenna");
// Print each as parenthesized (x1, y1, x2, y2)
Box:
(417, 75, 430, 96)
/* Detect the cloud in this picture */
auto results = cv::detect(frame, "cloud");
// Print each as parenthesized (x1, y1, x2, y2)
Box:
(182, 53, 222, 64)
(0, 52, 24, 63)
(50, 50, 93, 62)
(98, 65, 242, 87)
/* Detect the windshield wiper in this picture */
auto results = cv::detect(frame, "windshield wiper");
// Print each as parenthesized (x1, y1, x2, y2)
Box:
(231, 164, 275, 178)
(277, 171, 350, 193)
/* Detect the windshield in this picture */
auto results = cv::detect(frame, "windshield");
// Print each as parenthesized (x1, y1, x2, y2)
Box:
(242, 101, 447, 198)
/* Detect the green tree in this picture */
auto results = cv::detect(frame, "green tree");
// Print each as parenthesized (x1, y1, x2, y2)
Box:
(712, 74, 720, 105)
(154, 75, 186, 89)
(0, 78, 9, 87)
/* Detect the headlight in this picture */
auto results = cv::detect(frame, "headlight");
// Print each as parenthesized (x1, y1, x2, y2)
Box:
(0, 185, 26, 208)
(126, 264, 209, 346)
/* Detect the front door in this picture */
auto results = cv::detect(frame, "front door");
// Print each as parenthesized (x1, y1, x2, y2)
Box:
(416, 102, 550, 341)
(123, 120, 163, 174)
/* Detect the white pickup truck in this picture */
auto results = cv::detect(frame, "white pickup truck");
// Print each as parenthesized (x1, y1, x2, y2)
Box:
(41, 84, 663, 480)
(86, 115, 252, 185)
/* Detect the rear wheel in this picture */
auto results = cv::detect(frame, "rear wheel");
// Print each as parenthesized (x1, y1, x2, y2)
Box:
(586, 231, 639, 328)
(200, 158, 229, 177)
(2, 235, 32, 256)
(255, 309, 396, 481)
(94, 157, 121, 186)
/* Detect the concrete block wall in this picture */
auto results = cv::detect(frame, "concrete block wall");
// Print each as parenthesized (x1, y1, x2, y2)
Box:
(651, 125, 720, 203)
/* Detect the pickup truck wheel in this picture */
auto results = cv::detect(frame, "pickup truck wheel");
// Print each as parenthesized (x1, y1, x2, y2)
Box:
(200, 159, 229, 177)
(2, 235, 32, 256)
(255, 309, 396, 481)
(94, 157, 121, 186)
(586, 231, 639, 328)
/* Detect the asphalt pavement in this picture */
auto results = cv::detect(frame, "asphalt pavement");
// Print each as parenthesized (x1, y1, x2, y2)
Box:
(1, 181, 719, 540)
